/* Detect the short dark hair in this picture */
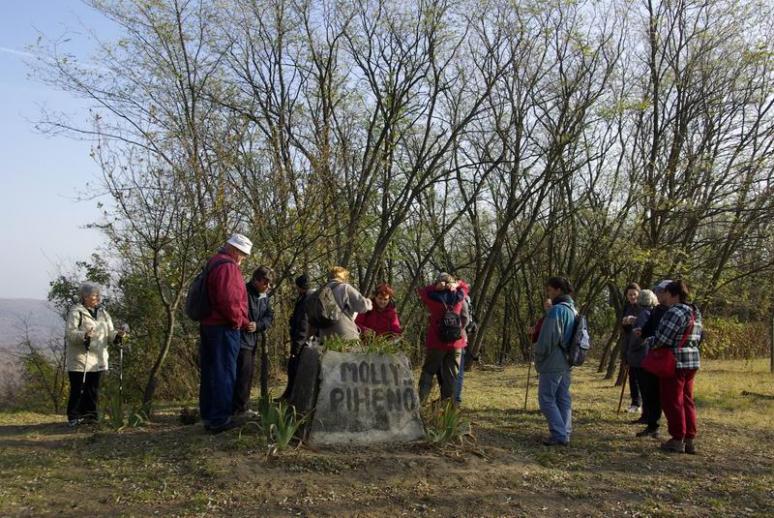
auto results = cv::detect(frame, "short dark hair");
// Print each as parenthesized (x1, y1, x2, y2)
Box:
(546, 276, 573, 295)
(664, 280, 690, 303)
(252, 266, 273, 283)
(624, 282, 641, 296)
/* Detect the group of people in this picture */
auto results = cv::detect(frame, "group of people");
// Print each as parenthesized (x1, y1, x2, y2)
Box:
(193, 235, 478, 433)
(63, 233, 704, 454)
(618, 279, 703, 453)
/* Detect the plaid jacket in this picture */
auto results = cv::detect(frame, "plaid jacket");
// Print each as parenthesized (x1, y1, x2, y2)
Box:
(647, 303, 702, 370)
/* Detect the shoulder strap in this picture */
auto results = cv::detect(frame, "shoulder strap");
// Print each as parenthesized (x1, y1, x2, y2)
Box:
(676, 311, 696, 351)
(206, 258, 233, 273)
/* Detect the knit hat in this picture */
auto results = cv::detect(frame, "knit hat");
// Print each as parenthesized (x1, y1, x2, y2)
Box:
(226, 233, 252, 255)
(295, 274, 310, 290)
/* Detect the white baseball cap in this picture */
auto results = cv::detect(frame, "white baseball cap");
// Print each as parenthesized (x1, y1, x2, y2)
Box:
(654, 279, 673, 293)
(226, 233, 253, 255)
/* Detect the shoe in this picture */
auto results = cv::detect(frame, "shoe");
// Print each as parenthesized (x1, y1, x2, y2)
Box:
(206, 420, 239, 434)
(629, 416, 648, 425)
(67, 418, 83, 428)
(626, 405, 641, 414)
(659, 439, 685, 453)
(243, 409, 260, 419)
(684, 438, 696, 455)
(636, 426, 659, 438)
(542, 437, 569, 446)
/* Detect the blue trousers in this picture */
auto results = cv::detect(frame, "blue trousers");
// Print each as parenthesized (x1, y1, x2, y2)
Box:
(454, 347, 466, 404)
(199, 325, 241, 427)
(538, 370, 572, 443)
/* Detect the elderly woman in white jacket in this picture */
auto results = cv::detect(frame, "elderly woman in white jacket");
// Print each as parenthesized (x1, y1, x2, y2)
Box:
(65, 282, 126, 426)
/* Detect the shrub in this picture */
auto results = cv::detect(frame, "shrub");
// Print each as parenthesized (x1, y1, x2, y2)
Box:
(701, 317, 770, 360)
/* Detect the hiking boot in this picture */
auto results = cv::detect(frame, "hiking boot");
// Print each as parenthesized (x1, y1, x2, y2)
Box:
(684, 438, 696, 455)
(67, 418, 83, 428)
(542, 437, 569, 447)
(636, 426, 659, 438)
(629, 416, 648, 425)
(659, 439, 685, 453)
(206, 420, 238, 435)
(627, 405, 641, 414)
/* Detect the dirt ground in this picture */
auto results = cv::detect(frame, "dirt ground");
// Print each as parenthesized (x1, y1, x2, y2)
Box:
(1, 359, 772, 517)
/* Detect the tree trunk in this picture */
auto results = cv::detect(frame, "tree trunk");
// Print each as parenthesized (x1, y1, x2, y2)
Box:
(597, 328, 620, 373)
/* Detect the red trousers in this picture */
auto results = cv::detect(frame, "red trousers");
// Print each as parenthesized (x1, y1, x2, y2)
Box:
(659, 369, 698, 440)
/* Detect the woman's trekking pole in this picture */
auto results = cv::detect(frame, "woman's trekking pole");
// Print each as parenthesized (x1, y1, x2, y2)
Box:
(259, 331, 269, 412)
(617, 364, 629, 414)
(524, 359, 532, 410)
(117, 324, 130, 404)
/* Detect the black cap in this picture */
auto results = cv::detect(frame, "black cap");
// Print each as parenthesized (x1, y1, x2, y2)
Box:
(295, 274, 310, 290)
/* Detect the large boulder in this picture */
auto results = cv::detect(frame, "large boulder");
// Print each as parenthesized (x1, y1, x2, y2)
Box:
(308, 351, 425, 446)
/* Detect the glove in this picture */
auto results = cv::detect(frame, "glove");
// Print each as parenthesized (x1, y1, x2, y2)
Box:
(114, 334, 123, 346)
(83, 335, 92, 351)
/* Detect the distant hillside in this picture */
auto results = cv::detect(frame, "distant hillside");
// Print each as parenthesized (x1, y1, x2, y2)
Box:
(0, 299, 63, 351)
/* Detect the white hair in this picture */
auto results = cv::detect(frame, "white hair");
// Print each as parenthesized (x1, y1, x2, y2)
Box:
(79, 282, 101, 302)
(638, 289, 658, 307)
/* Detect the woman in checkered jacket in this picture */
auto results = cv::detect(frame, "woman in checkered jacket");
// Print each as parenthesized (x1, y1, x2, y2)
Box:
(645, 280, 703, 454)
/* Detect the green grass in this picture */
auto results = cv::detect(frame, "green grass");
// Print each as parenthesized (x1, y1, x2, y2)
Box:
(0, 359, 772, 517)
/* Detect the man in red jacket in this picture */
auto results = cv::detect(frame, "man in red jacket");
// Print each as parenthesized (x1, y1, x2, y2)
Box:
(199, 233, 252, 433)
(417, 273, 470, 403)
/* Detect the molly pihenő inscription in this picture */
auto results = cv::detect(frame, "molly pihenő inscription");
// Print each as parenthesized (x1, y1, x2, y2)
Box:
(330, 361, 417, 414)
(309, 351, 425, 446)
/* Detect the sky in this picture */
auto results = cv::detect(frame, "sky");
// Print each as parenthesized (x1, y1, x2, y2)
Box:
(0, 1, 120, 299)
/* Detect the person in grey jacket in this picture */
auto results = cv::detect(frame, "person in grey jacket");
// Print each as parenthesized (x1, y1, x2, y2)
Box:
(317, 266, 372, 343)
(233, 266, 274, 415)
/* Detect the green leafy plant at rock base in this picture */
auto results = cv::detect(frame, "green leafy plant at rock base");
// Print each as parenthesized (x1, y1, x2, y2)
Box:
(241, 397, 307, 457)
(424, 400, 471, 445)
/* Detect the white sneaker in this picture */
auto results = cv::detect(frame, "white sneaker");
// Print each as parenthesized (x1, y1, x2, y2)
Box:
(243, 409, 260, 419)
(627, 405, 641, 413)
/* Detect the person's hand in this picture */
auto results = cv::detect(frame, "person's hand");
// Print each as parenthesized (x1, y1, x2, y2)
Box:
(247, 321, 257, 333)
(527, 325, 535, 336)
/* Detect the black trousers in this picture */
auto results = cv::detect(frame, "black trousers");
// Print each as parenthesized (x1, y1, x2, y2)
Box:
(233, 347, 257, 413)
(636, 367, 662, 428)
(281, 341, 305, 399)
(629, 365, 642, 407)
(67, 370, 103, 421)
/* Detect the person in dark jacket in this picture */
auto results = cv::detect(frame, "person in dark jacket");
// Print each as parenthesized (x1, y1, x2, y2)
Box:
(355, 283, 402, 337)
(621, 283, 641, 414)
(278, 274, 313, 401)
(233, 266, 275, 416)
(628, 288, 660, 436)
(199, 234, 252, 433)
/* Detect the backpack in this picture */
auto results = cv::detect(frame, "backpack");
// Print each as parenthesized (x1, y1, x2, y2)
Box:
(559, 302, 591, 367)
(464, 295, 478, 336)
(438, 303, 463, 343)
(306, 283, 342, 329)
(184, 259, 231, 321)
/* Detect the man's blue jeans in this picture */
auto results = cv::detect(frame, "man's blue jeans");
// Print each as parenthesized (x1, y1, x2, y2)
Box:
(199, 325, 241, 428)
(454, 347, 466, 404)
(538, 370, 572, 443)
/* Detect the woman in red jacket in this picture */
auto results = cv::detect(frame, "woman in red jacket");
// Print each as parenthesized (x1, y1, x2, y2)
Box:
(355, 283, 402, 337)
(417, 273, 470, 403)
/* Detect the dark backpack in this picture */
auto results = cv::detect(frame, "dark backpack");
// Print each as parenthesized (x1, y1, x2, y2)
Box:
(184, 259, 231, 321)
(305, 284, 342, 329)
(559, 303, 591, 367)
(438, 304, 463, 343)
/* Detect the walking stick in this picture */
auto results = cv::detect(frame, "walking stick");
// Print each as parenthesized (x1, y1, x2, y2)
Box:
(259, 331, 269, 412)
(524, 360, 532, 411)
(617, 363, 629, 414)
